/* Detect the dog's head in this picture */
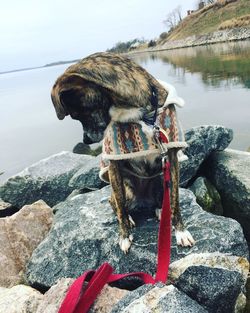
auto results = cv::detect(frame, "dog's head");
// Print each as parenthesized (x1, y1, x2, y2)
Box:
(51, 52, 168, 144)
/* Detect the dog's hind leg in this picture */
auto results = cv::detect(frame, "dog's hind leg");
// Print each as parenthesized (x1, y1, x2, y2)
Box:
(108, 160, 133, 253)
(168, 148, 195, 247)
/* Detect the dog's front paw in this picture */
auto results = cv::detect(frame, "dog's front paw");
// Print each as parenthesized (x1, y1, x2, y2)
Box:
(175, 229, 195, 247)
(119, 234, 133, 254)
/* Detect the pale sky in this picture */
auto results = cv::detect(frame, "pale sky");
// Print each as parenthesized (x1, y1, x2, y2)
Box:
(0, 0, 195, 72)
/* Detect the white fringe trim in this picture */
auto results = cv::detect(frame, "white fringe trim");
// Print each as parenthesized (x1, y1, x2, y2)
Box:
(99, 167, 110, 183)
(157, 79, 185, 108)
(102, 148, 160, 161)
(102, 141, 187, 161)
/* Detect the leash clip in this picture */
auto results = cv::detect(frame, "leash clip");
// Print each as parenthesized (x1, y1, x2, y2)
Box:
(153, 125, 169, 159)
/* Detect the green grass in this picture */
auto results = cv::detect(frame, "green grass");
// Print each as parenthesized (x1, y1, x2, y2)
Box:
(167, 0, 250, 41)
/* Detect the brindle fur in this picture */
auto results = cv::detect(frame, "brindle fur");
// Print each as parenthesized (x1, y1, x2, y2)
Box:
(51, 52, 194, 252)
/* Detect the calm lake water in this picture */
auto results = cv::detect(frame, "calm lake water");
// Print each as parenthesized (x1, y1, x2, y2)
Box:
(1, 40, 250, 182)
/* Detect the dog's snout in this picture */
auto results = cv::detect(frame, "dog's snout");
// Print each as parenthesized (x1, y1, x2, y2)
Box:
(83, 132, 94, 144)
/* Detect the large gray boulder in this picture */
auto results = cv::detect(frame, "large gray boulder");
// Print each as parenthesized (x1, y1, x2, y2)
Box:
(181, 125, 233, 186)
(176, 266, 244, 313)
(25, 186, 248, 290)
(0, 152, 95, 207)
(169, 252, 248, 313)
(207, 149, 250, 242)
(69, 154, 106, 191)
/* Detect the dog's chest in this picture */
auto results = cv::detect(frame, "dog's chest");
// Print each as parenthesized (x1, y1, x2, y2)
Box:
(123, 154, 162, 177)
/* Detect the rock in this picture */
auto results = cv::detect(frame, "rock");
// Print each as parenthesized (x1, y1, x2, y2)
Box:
(176, 266, 243, 313)
(0, 285, 42, 313)
(36, 278, 74, 313)
(111, 284, 208, 313)
(189, 177, 223, 215)
(180, 125, 233, 186)
(0, 151, 94, 207)
(245, 275, 250, 313)
(0, 200, 53, 287)
(25, 186, 248, 289)
(90, 285, 128, 313)
(0, 199, 17, 217)
(73, 142, 102, 156)
(235, 292, 246, 313)
(0, 278, 127, 313)
(206, 149, 250, 242)
(169, 253, 249, 313)
(69, 154, 106, 191)
(169, 253, 249, 283)
(37, 277, 127, 313)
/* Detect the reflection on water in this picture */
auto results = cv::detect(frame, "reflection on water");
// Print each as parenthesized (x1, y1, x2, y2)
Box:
(132, 40, 250, 89)
(0, 40, 250, 182)
(131, 40, 250, 153)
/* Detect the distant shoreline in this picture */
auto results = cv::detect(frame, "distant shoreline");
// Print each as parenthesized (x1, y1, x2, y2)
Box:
(0, 59, 80, 75)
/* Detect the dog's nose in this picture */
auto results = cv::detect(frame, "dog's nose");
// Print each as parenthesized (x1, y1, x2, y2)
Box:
(83, 132, 94, 144)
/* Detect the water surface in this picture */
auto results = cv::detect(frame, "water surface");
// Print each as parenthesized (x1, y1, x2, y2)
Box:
(0, 40, 250, 182)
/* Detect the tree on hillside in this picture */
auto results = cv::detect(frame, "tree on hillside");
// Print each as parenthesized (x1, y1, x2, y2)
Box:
(163, 5, 182, 31)
(107, 38, 146, 53)
(197, 0, 215, 8)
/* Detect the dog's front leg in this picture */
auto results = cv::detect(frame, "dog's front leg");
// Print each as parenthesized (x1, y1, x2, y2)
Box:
(108, 160, 133, 253)
(168, 148, 195, 247)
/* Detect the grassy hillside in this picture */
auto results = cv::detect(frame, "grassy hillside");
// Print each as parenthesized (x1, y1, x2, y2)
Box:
(165, 0, 250, 41)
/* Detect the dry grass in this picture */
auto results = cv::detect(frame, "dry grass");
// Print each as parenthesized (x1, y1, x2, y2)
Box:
(218, 14, 250, 29)
(165, 0, 250, 41)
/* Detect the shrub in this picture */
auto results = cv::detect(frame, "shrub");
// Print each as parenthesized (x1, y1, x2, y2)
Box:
(159, 32, 168, 40)
(148, 40, 157, 47)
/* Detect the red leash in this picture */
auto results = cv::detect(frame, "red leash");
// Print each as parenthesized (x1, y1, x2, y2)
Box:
(59, 159, 171, 313)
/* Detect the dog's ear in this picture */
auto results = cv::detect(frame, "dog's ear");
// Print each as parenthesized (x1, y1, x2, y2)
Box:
(51, 74, 85, 120)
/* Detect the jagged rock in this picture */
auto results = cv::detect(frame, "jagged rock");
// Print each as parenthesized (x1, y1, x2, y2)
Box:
(207, 149, 250, 242)
(90, 285, 128, 313)
(38, 278, 127, 313)
(73, 142, 102, 156)
(0, 199, 17, 217)
(169, 253, 249, 313)
(169, 253, 249, 283)
(111, 284, 208, 313)
(36, 278, 74, 313)
(0, 285, 42, 313)
(176, 266, 243, 313)
(234, 292, 247, 313)
(180, 125, 233, 186)
(0, 151, 94, 207)
(69, 154, 106, 191)
(25, 187, 248, 290)
(245, 275, 250, 313)
(189, 176, 223, 215)
(0, 200, 53, 287)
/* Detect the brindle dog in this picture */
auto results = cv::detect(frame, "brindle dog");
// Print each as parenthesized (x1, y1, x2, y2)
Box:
(51, 52, 195, 253)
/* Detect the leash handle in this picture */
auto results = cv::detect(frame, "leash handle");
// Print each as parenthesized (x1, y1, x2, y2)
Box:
(58, 264, 155, 313)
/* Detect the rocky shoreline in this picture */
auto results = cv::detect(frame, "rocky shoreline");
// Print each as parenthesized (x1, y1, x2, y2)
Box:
(128, 27, 250, 55)
(0, 125, 249, 312)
